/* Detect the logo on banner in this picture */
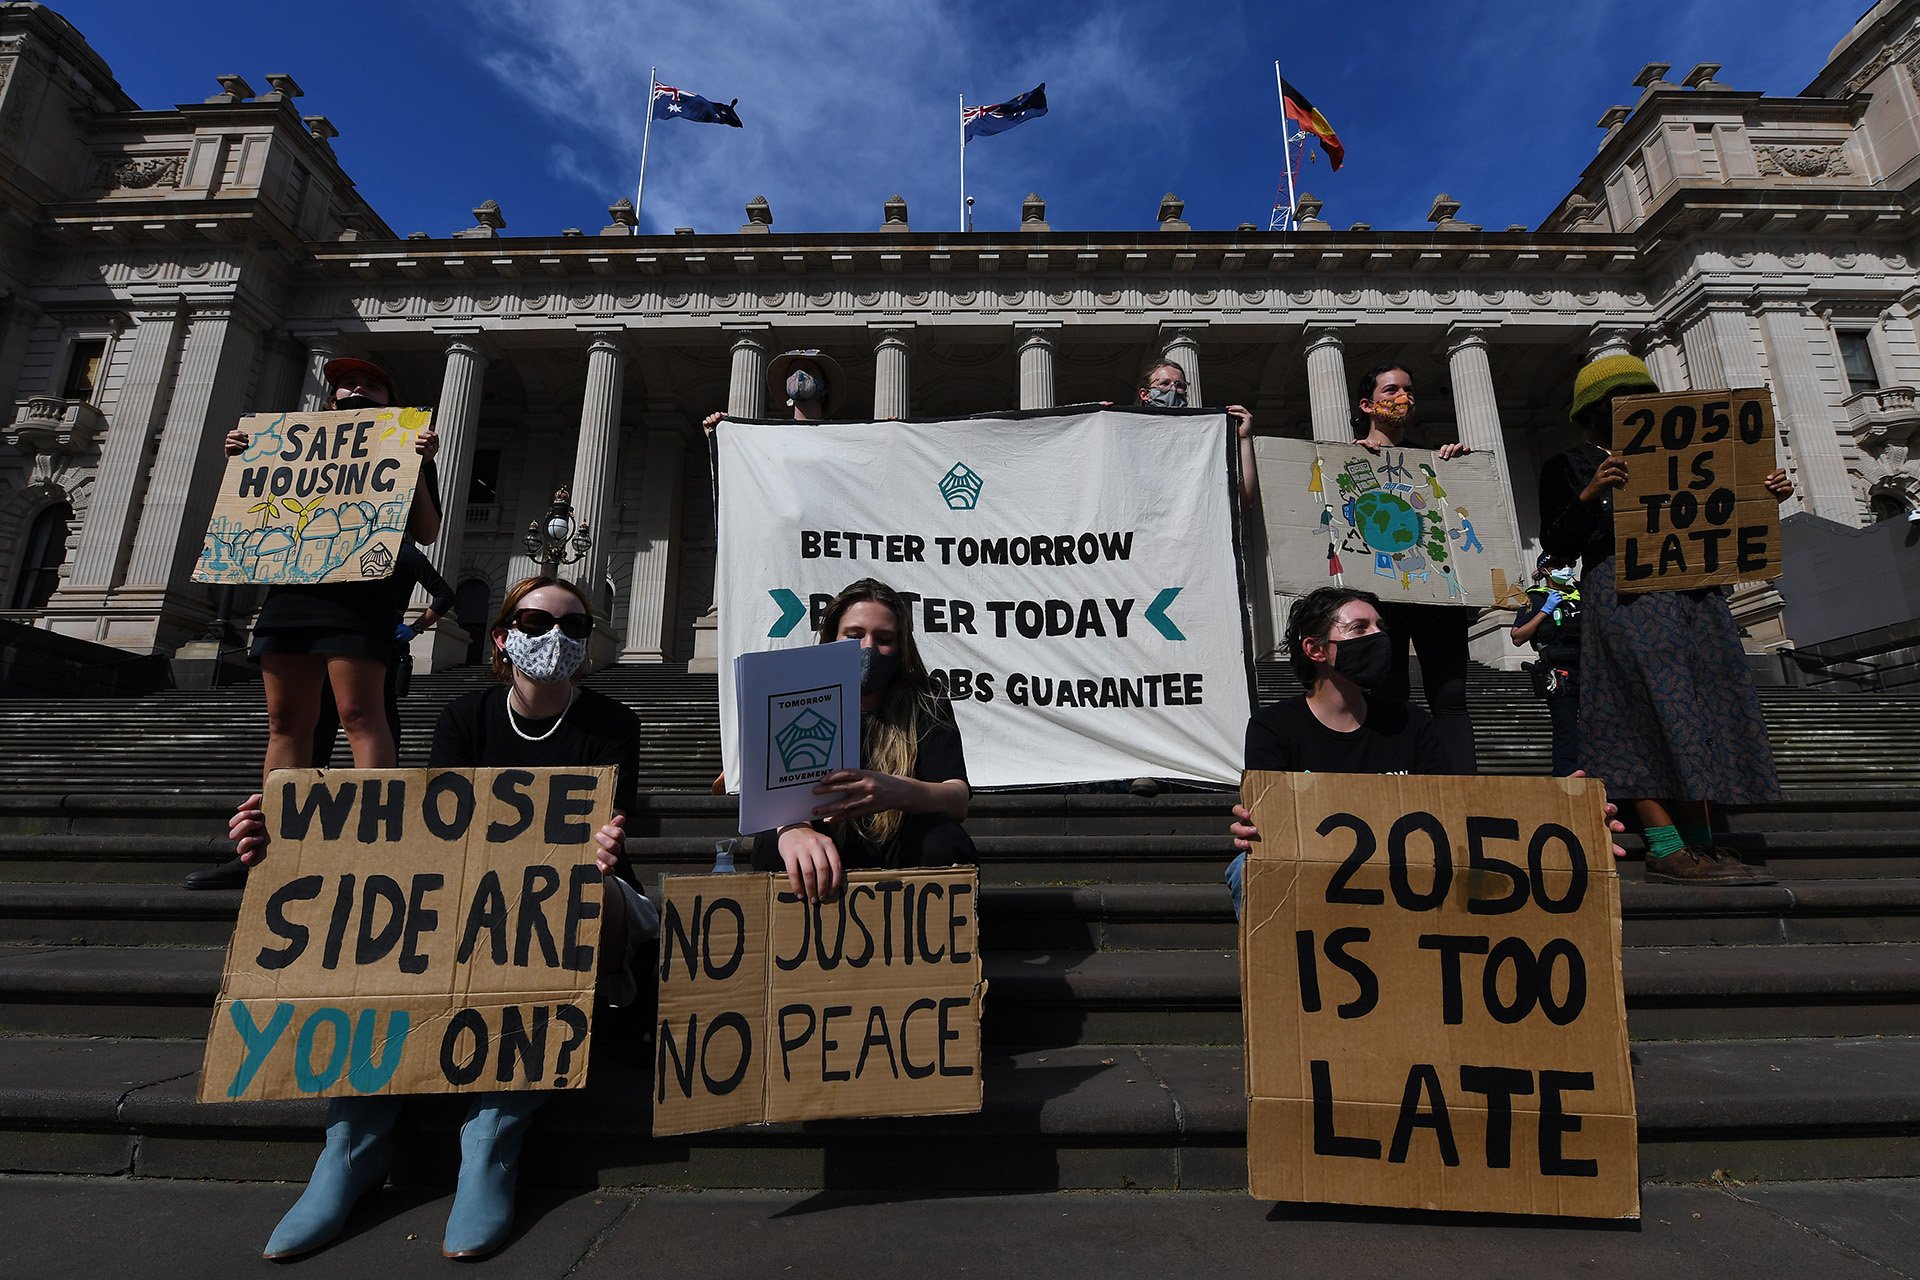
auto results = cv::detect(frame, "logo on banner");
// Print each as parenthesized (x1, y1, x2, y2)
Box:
(939, 463, 984, 510)
(766, 683, 845, 789)
(358, 544, 394, 578)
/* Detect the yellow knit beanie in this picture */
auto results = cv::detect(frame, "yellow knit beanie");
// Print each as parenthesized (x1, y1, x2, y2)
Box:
(1570, 353, 1658, 421)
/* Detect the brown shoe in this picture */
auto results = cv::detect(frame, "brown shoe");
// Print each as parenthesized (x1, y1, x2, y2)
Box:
(1645, 845, 1768, 886)
(1698, 844, 1777, 886)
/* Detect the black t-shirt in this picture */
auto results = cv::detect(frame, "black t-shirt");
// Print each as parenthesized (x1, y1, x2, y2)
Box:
(431, 684, 641, 884)
(251, 460, 445, 639)
(890, 702, 968, 784)
(1244, 693, 1455, 776)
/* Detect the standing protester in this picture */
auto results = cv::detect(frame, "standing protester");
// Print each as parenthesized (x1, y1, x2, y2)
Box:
(184, 359, 440, 890)
(1350, 363, 1479, 773)
(754, 577, 975, 902)
(1537, 354, 1793, 885)
(308, 542, 457, 769)
(1136, 360, 1259, 512)
(703, 347, 845, 434)
(227, 577, 656, 1260)
(1511, 552, 1584, 777)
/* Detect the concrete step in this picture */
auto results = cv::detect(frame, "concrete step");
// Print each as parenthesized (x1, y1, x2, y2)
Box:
(5, 941, 1917, 1045)
(0, 1034, 1915, 1188)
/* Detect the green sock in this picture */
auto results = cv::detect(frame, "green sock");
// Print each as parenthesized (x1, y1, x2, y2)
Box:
(1645, 824, 1686, 859)
(1678, 822, 1713, 851)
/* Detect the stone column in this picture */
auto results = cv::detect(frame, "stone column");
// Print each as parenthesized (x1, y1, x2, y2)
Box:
(294, 334, 343, 411)
(1159, 322, 1205, 406)
(1303, 325, 1352, 443)
(1755, 296, 1858, 524)
(1446, 324, 1527, 556)
(726, 326, 768, 417)
(569, 334, 626, 594)
(1017, 325, 1057, 409)
(1585, 324, 1636, 363)
(622, 423, 687, 662)
(61, 307, 183, 592)
(1680, 300, 1766, 390)
(412, 334, 488, 672)
(1643, 325, 1687, 391)
(873, 324, 912, 420)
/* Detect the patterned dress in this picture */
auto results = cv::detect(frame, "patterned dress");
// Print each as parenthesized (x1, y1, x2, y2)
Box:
(1537, 443, 1781, 804)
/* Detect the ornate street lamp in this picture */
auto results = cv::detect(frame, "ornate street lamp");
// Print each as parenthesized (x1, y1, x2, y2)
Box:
(524, 486, 593, 574)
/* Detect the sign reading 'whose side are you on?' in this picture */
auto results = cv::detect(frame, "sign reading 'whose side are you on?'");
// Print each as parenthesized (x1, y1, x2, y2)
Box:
(194, 406, 432, 586)
(1240, 771, 1638, 1220)
(716, 409, 1255, 790)
(200, 767, 614, 1103)
(1611, 388, 1781, 594)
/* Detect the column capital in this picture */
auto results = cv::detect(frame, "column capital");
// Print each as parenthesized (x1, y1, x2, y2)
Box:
(583, 330, 631, 357)
(1585, 323, 1640, 361)
(871, 324, 913, 349)
(433, 328, 496, 359)
(1303, 324, 1347, 353)
(1017, 326, 1058, 352)
(1158, 319, 1209, 341)
(869, 320, 916, 335)
(1748, 286, 1810, 315)
(1444, 321, 1495, 353)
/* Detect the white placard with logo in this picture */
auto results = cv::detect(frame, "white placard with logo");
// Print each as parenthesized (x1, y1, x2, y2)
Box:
(734, 639, 861, 833)
(716, 409, 1254, 790)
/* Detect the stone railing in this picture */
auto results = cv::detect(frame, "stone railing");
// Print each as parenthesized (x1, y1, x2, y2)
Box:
(1842, 385, 1920, 448)
(4, 397, 104, 455)
(465, 501, 494, 529)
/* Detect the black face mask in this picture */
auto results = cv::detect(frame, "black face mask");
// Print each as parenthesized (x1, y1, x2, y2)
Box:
(1330, 629, 1392, 691)
(335, 394, 385, 411)
(859, 646, 902, 694)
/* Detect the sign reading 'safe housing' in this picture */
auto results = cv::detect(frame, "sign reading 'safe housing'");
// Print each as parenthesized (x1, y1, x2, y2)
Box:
(1239, 772, 1637, 1220)
(200, 767, 613, 1103)
(653, 868, 985, 1135)
(1611, 389, 1781, 594)
(194, 407, 431, 586)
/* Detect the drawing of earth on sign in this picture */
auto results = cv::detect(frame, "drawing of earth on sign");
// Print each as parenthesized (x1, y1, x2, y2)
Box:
(1317, 451, 1476, 602)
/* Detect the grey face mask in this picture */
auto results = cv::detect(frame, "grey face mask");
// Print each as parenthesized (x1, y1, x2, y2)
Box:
(786, 370, 825, 404)
(1145, 385, 1188, 409)
(859, 645, 901, 694)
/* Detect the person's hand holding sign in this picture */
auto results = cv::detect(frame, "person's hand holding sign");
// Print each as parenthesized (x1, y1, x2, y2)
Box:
(593, 812, 626, 877)
(811, 767, 915, 821)
(229, 793, 268, 864)
(776, 823, 844, 903)
(1764, 467, 1794, 501)
(1579, 453, 1629, 505)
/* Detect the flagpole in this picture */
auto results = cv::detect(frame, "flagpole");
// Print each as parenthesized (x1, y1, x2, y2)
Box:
(958, 93, 967, 233)
(1273, 60, 1298, 232)
(634, 66, 657, 236)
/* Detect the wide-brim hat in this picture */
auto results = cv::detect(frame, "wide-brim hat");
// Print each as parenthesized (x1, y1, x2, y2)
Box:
(766, 349, 845, 416)
(1570, 353, 1656, 422)
(322, 356, 400, 404)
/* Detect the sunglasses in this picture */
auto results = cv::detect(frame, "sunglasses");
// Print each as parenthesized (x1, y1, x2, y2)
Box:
(509, 608, 592, 640)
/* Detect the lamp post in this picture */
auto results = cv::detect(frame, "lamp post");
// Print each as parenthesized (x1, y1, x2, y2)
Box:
(523, 486, 593, 576)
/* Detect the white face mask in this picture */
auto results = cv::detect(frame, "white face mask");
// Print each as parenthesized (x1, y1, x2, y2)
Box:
(504, 626, 588, 683)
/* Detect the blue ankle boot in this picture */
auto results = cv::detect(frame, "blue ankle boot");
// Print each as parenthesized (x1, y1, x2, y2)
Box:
(264, 1096, 401, 1260)
(441, 1092, 549, 1258)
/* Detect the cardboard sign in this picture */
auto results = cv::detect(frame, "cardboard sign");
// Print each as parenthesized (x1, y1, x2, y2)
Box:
(200, 767, 613, 1103)
(653, 868, 985, 1135)
(734, 639, 861, 834)
(193, 406, 432, 585)
(1240, 771, 1637, 1219)
(1611, 389, 1780, 594)
(1256, 437, 1525, 608)
(717, 410, 1253, 789)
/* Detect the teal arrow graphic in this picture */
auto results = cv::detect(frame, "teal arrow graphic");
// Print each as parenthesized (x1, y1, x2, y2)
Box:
(767, 588, 805, 638)
(1145, 587, 1186, 641)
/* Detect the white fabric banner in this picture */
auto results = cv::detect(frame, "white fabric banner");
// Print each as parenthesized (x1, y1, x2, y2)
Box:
(716, 408, 1254, 790)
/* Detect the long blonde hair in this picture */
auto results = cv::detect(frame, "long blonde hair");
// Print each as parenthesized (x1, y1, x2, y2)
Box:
(818, 578, 939, 847)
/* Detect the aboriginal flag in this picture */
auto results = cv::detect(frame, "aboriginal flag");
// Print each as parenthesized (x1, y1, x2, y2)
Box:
(1280, 78, 1343, 171)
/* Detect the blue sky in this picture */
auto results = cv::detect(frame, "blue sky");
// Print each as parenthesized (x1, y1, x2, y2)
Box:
(60, 0, 1864, 238)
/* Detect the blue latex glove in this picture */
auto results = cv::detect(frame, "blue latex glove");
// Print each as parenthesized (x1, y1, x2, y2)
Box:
(395, 622, 416, 643)
(1541, 592, 1564, 613)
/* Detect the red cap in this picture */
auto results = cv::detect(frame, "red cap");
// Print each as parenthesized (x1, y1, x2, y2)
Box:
(321, 356, 399, 404)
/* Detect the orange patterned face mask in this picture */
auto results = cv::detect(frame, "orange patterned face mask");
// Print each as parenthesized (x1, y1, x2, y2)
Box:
(1369, 391, 1413, 424)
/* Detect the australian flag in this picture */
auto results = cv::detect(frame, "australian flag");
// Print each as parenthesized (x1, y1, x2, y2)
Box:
(652, 83, 743, 127)
(963, 83, 1047, 141)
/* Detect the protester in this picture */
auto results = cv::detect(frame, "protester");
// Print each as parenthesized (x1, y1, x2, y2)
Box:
(183, 361, 441, 891)
(308, 542, 456, 768)
(1511, 552, 1584, 777)
(1347, 363, 1480, 773)
(1223, 586, 1458, 913)
(703, 347, 845, 433)
(1136, 359, 1258, 512)
(753, 577, 974, 902)
(226, 576, 655, 1259)
(1537, 353, 1792, 885)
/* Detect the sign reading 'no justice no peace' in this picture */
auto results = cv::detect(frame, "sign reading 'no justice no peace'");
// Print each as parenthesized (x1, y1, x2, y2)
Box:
(1240, 772, 1638, 1220)
(715, 409, 1254, 789)
(194, 407, 432, 586)
(1611, 389, 1781, 594)
(201, 767, 614, 1103)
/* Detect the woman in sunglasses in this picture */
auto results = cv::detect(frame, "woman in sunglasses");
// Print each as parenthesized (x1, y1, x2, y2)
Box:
(225, 576, 654, 1260)
(755, 577, 975, 902)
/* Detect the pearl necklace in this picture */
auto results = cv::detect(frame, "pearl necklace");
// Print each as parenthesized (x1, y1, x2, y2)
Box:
(506, 686, 578, 742)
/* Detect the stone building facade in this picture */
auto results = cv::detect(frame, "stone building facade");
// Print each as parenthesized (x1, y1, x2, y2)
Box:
(4, 0, 1920, 671)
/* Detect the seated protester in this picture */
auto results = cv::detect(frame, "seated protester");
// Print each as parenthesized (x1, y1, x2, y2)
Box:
(227, 576, 656, 1260)
(753, 577, 975, 902)
(1510, 552, 1583, 777)
(1223, 586, 1461, 915)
